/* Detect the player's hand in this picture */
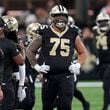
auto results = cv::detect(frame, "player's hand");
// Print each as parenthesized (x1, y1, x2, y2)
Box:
(68, 62, 81, 75)
(34, 62, 50, 74)
(18, 86, 26, 102)
(0, 89, 3, 101)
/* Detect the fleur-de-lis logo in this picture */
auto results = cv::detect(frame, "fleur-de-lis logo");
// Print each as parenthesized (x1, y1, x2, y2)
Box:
(7, 19, 13, 30)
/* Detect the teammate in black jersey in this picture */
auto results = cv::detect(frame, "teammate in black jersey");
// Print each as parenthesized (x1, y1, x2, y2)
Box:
(0, 17, 25, 110)
(2, 15, 26, 105)
(16, 23, 41, 110)
(27, 5, 87, 110)
(93, 12, 110, 110)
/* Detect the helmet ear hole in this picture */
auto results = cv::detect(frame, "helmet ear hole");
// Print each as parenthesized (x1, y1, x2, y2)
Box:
(0, 17, 8, 32)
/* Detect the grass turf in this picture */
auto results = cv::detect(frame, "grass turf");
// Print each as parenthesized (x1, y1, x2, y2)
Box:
(33, 86, 104, 110)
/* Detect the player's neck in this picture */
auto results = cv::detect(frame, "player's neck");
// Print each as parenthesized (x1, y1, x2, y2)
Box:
(52, 25, 65, 33)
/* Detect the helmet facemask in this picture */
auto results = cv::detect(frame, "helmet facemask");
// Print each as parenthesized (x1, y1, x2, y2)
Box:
(51, 13, 68, 29)
(97, 20, 110, 32)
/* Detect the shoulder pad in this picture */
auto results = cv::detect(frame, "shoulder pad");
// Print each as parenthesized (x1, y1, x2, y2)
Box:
(72, 25, 81, 31)
(73, 25, 80, 30)
(73, 25, 81, 35)
(69, 25, 82, 38)
(37, 25, 49, 35)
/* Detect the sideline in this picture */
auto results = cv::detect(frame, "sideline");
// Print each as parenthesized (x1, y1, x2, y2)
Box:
(77, 81, 102, 87)
(35, 81, 103, 88)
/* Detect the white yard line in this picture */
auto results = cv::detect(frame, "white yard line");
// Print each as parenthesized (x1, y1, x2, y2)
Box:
(35, 81, 103, 88)
(77, 82, 103, 87)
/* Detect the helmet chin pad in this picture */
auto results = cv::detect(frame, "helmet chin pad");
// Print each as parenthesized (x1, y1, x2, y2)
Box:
(55, 22, 66, 29)
(99, 27, 108, 32)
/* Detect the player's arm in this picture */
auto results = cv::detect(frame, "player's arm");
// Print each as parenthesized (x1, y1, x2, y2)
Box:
(13, 51, 25, 65)
(16, 41, 25, 60)
(26, 34, 50, 74)
(8, 40, 25, 65)
(68, 35, 87, 75)
(26, 35, 42, 67)
(75, 35, 88, 65)
(16, 40, 26, 86)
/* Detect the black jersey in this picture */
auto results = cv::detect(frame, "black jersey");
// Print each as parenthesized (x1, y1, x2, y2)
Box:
(93, 26, 110, 64)
(4, 31, 20, 73)
(5, 31, 19, 43)
(0, 38, 19, 82)
(37, 25, 79, 75)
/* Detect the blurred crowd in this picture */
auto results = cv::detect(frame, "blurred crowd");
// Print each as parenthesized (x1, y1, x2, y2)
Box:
(0, 1, 110, 109)
(0, 0, 110, 80)
(0, 0, 109, 29)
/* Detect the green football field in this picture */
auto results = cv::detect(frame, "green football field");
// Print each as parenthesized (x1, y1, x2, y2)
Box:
(32, 84, 107, 110)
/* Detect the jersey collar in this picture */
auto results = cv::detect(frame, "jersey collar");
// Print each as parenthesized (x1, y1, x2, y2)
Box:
(50, 25, 69, 37)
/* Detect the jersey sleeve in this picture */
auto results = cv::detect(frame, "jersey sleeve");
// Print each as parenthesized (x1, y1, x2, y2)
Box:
(72, 25, 81, 40)
(75, 25, 81, 36)
(37, 25, 49, 36)
(8, 40, 20, 57)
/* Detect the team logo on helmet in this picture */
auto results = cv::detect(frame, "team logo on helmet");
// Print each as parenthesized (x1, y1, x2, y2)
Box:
(2, 15, 18, 32)
(26, 23, 41, 39)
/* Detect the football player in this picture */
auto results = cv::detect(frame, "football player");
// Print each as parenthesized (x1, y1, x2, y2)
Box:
(0, 17, 25, 110)
(2, 16, 26, 105)
(53, 16, 90, 110)
(26, 5, 87, 110)
(93, 12, 110, 110)
(16, 22, 41, 110)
